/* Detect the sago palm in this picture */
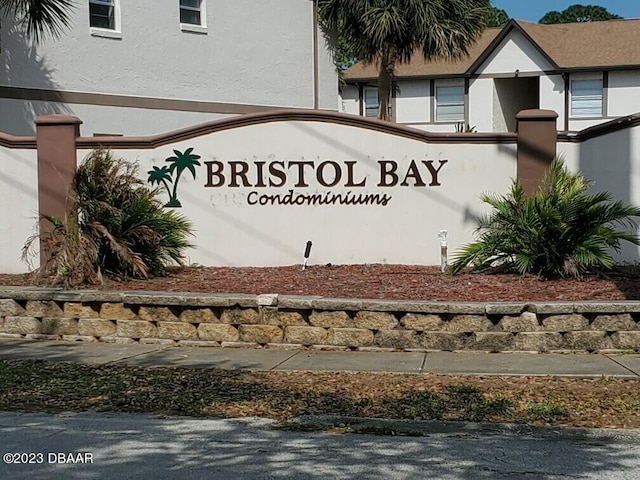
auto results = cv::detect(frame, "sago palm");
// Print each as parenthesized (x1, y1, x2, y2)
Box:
(1, 0, 74, 42)
(319, 0, 489, 120)
(450, 158, 640, 279)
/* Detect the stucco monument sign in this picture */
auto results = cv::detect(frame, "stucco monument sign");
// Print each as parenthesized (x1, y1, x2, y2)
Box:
(107, 111, 516, 267)
(0, 110, 529, 272)
(0, 109, 579, 273)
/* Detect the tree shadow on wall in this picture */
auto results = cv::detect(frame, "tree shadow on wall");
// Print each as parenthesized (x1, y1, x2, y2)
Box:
(572, 124, 640, 299)
(0, 18, 71, 135)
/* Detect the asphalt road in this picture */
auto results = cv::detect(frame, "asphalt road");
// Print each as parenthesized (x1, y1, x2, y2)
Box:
(1, 412, 639, 479)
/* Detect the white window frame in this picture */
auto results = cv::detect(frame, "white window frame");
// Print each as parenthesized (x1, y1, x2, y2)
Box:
(363, 87, 379, 118)
(89, 0, 121, 39)
(570, 74, 604, 118)
(434, 79, 465, 123)
(180, 0, 207, 34)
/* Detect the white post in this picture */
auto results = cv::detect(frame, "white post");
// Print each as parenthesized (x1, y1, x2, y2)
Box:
(438, 230, 448, 273)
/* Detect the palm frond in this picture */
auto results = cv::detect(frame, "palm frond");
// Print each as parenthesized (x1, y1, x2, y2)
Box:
(23, 149, 194, 286)
(4, 0, 74, 43)
(450, 158, 640, 279)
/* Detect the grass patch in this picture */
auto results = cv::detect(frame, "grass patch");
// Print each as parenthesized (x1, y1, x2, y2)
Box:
(443, 385, 514, 422)
(1, 360, 639, 429)
(525, 401, 568, 422)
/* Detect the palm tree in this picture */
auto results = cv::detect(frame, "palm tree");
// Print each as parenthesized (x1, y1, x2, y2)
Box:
(147, 165, 174, 207)
(24, 150, 194, 286)
(1, 0, 74, 43)
(165, 148, 201, 208)
(319, 0, 489, 120)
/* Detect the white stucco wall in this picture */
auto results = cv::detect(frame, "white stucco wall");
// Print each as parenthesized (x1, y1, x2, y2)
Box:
(559, 125, 640, 262)
(475, 29, 554, 75)
(569, 118, 606, 130)
(491, 84, 507, 133)
(608, 70, 640, 118)
(317, 32, 339, 112)
(410, 123, 459, 133)
(539, 74, 565, 131)
(0, 146, 39, 273)
(339, 86, 360, 115)
(469, 78, 494, 133)
(0, 98, 232, 136)
(0, 0, 337, 135)
(80, 119, 517, 267)
(394, 80, 430, 124)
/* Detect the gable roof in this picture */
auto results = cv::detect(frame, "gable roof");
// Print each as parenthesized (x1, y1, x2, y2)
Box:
(465, 19, 559, 74)
(343, 18, 640, 81)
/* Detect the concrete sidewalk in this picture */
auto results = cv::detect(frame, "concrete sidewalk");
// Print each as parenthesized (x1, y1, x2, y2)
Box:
(1, 338, 640, 378)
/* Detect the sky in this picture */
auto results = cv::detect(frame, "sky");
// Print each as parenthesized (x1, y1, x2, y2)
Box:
(491, 0, 640, 23)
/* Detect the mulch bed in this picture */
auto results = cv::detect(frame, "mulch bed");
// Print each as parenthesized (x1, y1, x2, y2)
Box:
(1, 264, 640, 301)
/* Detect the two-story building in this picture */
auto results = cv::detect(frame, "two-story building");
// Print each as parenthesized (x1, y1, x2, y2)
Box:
(0, 0, 338, 135)
(341, 19, 640, 133)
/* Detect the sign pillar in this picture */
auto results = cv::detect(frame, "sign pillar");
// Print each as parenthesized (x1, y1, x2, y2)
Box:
(516, 109, 558, 195)
(35, 115, 82, 267)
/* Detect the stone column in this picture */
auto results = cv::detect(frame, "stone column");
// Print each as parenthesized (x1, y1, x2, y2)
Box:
(35, 115, 83, 266)
(516, 109, 558, 195)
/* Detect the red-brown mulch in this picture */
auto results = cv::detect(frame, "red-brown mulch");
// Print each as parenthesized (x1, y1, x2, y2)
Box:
(1, 264, 640, 302)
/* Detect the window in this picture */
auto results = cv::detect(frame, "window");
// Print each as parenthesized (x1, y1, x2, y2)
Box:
(89, 0, 115, 30)
(180, 0, 203, 26)
(435, 81, 464, 122)
(570, 78, 603, 117)
(364, 88, 379, 117)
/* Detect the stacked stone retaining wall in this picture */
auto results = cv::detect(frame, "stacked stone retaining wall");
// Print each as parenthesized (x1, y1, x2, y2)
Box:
(1, 288, 639, 352)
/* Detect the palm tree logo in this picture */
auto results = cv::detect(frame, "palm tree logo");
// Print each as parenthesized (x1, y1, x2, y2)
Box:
(147, 148, 201, 208)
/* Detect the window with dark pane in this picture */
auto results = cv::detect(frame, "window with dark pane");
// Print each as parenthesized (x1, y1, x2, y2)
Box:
(364, 88, 379, 117)
(435, 82, 465, 122)
(180, 0, 202, 25)
(89, 0, 115, 30)
(570, 78, 603, 118)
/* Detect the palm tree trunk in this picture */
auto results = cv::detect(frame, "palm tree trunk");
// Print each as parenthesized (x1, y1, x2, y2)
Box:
(165, 170, 184, 207)
(170, 171, 183, 202)
(161, 179, 172, 199)
(377, 47, 397, 121)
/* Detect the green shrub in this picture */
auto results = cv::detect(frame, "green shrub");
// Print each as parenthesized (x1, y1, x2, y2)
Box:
(24, 150, 194, 286)
(450, 158, 640, 279)
(525, 400, 568, 422)
(444, 385, 514, 422)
